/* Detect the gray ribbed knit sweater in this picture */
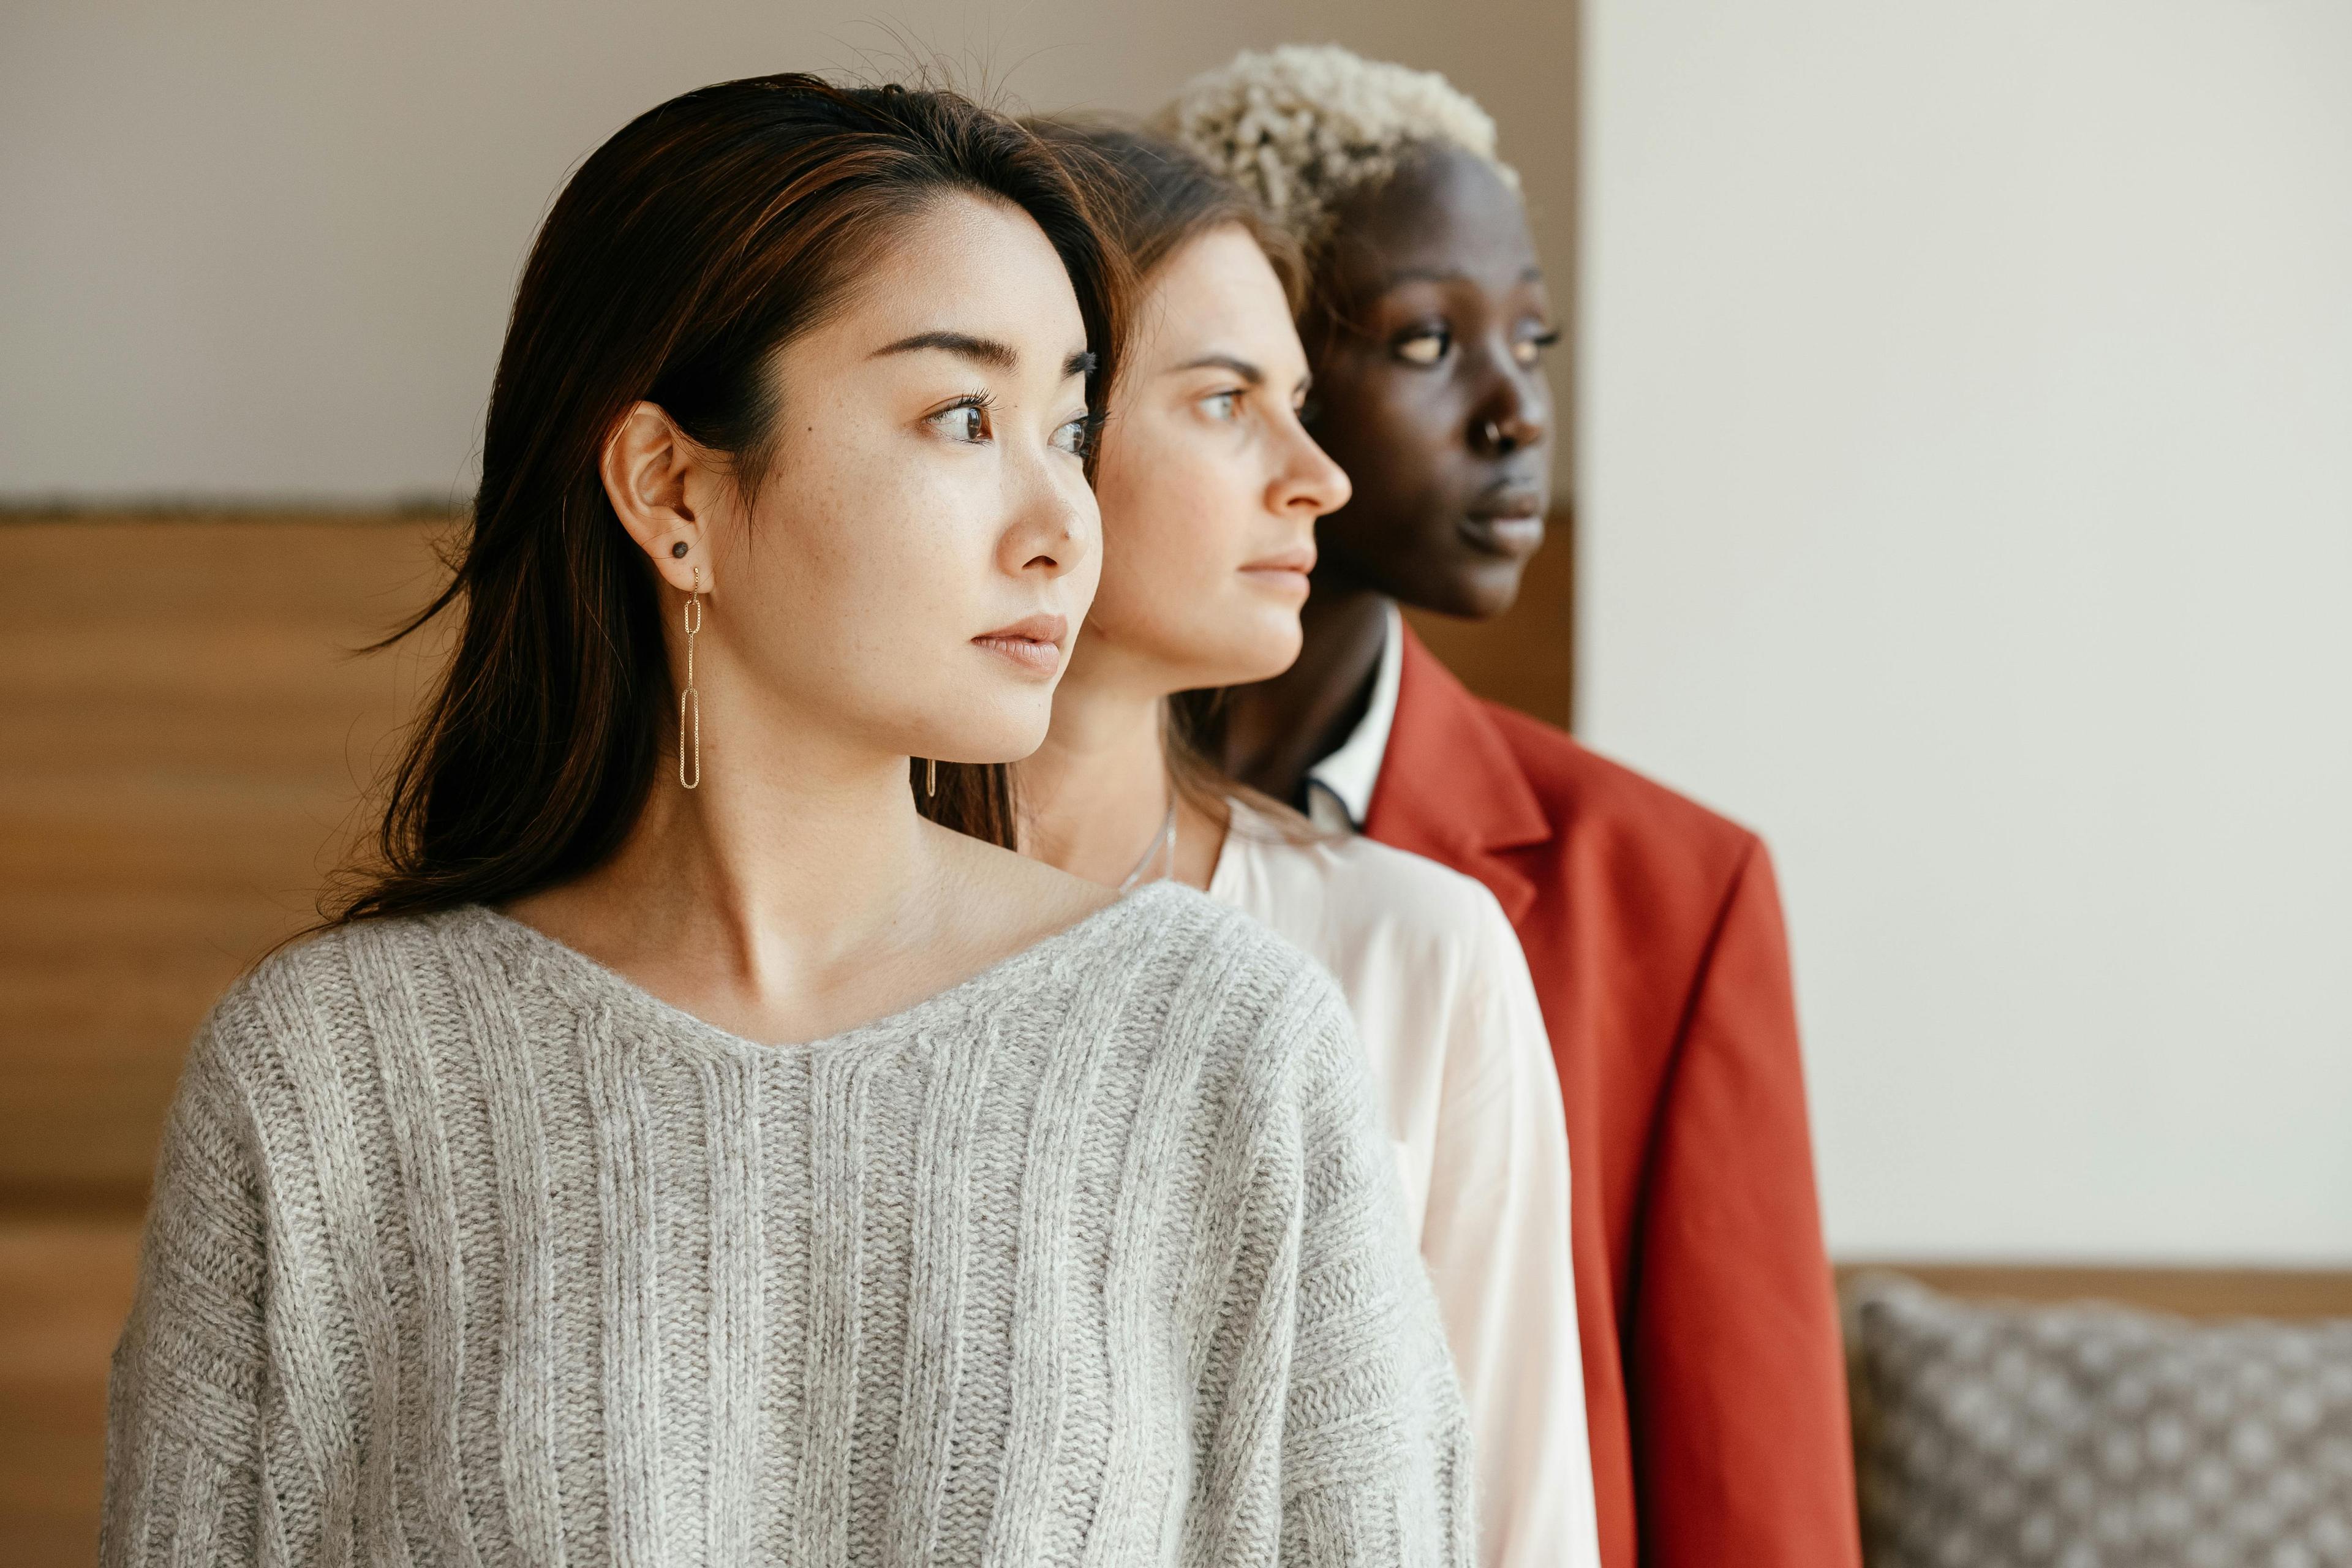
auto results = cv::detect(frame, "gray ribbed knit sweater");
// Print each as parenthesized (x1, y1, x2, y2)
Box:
(104, 882, 1474, 1566)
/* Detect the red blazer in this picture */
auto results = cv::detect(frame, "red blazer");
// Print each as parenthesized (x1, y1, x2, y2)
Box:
(1363, 627, 1860, 1568)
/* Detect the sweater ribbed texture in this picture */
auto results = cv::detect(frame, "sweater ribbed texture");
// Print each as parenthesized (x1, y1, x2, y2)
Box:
(103, 882, 1474, 1567)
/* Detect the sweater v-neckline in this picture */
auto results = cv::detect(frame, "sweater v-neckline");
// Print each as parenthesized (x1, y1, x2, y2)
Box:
(454, 881, 1188, 1060)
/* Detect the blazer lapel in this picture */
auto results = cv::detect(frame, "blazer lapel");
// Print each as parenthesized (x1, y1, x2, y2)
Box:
(1362, 625, 1553, 927)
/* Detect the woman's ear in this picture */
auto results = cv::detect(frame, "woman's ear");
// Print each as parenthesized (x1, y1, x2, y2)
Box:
(602, 402, 714, 594)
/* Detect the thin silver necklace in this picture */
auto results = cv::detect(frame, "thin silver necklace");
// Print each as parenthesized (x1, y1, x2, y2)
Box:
(1116, 799, 1179, 895)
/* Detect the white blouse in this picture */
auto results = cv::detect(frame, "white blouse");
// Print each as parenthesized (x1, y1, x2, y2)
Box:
(1207, 798, 1601, 1568)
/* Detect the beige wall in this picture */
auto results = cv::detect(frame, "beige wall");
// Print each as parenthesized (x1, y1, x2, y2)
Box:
(0, 0, 1572, 502)
(1578, 0, 2352, 1263)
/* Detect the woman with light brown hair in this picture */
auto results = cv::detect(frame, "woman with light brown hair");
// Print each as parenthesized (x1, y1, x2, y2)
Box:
(1017, 120, 1599, 1568)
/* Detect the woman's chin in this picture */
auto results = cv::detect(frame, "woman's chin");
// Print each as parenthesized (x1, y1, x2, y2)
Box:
(906, 697, 1055, 770)
(1389, 545, 1531, 622)
(1177, 623, 1303, 692)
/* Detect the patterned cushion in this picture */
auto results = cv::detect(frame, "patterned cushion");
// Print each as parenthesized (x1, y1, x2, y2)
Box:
(1847, 1274, 2352, 1568)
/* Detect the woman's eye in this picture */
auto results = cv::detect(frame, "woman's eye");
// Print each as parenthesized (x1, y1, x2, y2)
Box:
(929, 401, 990, 443)
(1513, 328, 1563, 368)
(1394, 329, 1450, 366)
(1201, 390, 1242, 421)
(1051, 415, 1093, 456)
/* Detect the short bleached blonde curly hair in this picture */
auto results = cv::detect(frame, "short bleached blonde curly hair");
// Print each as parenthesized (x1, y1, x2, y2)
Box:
(1153, 44, 1518, 253)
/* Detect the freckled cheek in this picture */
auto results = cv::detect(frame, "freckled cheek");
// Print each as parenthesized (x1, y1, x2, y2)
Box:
(894, 474, 1004, 616)
(1097, 439, 1216, 586)
(1182, 461, 1268, 587)
(1094, 500, 1192, 624)
(778, 466, 973, 639)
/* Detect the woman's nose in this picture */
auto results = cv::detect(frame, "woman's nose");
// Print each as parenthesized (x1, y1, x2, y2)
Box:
(1470, 364, 1549, 457)
(1275, 423, 1354, 519)
(1005, 473, 1096, 579)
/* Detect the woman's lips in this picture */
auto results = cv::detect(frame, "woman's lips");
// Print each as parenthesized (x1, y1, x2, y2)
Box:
(971, 612, 1068, 676)
(1460, 491, 1547, 560)
(1238, 545, 1317, 595)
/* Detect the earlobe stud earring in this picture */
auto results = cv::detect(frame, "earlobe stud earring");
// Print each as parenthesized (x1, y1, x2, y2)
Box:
(670, 540, 688, 559)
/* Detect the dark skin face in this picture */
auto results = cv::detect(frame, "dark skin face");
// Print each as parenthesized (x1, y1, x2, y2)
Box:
(1302, 143, 1558, 617)
(1218, 143, 1558, 801)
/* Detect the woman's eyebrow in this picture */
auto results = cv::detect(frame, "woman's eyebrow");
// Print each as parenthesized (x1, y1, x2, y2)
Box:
(873, 330, 1018, 369)
(1381, 264, 1546, 288)
(1167, 353, 1264, 386)
(1382, 266, 1471, 289)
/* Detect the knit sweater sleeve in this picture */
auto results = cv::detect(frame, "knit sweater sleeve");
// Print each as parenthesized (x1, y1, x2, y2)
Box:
(1192, 967, 1479, 1568)
(102, 1009, 268, 1566)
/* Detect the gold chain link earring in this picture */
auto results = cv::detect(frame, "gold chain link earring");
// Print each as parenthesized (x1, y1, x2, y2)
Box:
(678, 567, 703, 790)
(925, 758, 937, 798)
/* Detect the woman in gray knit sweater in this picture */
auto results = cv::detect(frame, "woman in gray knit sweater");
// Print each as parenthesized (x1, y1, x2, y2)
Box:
(104, 75, 1472, 1567)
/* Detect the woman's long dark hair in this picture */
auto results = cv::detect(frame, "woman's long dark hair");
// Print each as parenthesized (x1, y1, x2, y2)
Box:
(328, 74, 1126, 926)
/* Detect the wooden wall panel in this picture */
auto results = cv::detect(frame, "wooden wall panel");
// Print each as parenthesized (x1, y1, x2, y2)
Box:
(0, 505, 1580, 1205)
(0, 1218, 141, 1561)
(0, 516, 451, 1562)
(0, 516, 451, 1204)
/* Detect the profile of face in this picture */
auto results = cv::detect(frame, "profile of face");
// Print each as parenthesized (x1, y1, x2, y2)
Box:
(1084, 224, 1351, 692)
(1303, 143, 1558, 619)
(605, 192, 1102, 772)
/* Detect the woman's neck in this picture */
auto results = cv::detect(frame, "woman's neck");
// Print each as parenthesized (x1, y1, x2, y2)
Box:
(524, 716, 927, 964)
(1019, 641, 1224, 891)
(1216, 584, 1393, 805)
